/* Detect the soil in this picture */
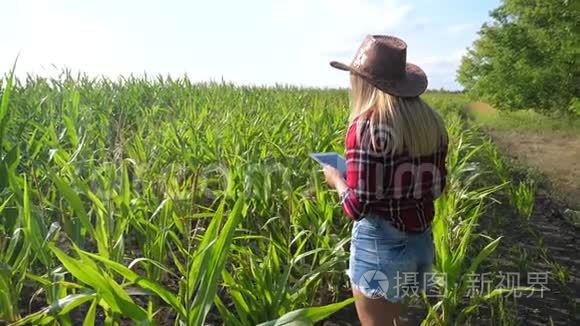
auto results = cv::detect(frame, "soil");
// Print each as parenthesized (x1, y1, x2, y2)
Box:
(487, 128, 580, 211)
(477, 187, 579, 325)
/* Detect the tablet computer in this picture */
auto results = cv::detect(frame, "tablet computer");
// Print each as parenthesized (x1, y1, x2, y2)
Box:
(310, 152, 347, 176)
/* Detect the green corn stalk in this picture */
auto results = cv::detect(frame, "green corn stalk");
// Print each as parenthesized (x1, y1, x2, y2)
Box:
(424, 115, 513, 324)
(510, 179, 536, 221)
(0, 59, 16, 148)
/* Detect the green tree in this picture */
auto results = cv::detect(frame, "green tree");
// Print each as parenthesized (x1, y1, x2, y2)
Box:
(457, 0, 579, 114)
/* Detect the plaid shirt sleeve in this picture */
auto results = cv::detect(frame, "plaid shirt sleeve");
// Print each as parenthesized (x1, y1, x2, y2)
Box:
(341, 119, 385, 221)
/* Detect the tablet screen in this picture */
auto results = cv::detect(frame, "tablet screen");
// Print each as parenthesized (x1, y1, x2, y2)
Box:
(310, 152, 346, 175)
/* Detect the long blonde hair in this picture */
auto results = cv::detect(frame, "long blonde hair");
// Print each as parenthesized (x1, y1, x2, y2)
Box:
(349, 73, 448, 157)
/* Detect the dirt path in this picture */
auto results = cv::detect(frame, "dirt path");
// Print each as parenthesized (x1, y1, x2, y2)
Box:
(464, 101, 580, 210)
(487, 129, 580, 210)
(473, 106, 579, 324)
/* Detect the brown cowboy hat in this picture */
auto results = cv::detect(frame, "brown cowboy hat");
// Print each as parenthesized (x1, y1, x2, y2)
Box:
(330, 35, 428, 97)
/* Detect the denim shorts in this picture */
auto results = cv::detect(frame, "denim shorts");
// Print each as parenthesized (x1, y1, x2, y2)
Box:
(347, 215, 435, 303)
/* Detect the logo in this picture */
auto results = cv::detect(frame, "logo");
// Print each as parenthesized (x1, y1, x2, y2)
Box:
(359, 270, 389, 299)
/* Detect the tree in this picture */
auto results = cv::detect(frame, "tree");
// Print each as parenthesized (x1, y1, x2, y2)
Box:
(457, 0, 579, 114)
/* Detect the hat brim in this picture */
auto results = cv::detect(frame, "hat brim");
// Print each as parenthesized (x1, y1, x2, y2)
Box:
(329, 61, 428, 98)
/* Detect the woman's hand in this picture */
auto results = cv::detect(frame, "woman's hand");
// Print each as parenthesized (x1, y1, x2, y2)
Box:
(322, 164, 348, 194)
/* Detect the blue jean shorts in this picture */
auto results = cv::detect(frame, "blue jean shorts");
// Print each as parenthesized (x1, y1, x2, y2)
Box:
(347, 215, 435, 303)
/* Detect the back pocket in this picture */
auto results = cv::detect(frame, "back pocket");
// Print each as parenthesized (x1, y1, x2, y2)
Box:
(375, 218, 408, 261)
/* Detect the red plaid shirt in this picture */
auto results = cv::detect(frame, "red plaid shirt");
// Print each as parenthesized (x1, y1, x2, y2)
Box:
(341, 117, 448, 233)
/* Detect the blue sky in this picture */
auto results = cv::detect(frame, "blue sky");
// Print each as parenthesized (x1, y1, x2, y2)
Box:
(1, 0, 500, 90)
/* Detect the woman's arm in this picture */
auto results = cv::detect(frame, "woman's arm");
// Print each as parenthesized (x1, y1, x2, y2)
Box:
(323, 164, 363, 220)
(323, 120, 383, 221)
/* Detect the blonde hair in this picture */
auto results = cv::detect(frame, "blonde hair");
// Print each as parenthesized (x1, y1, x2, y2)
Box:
(349, 73, 448, 157)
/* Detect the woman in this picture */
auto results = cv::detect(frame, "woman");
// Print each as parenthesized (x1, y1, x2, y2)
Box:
(323, 35, 448, 325)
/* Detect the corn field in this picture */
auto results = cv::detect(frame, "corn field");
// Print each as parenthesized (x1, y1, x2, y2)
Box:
(0, 72, 533, 325)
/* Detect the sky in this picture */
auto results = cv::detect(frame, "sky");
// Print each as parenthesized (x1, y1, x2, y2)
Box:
(0, 0, 501, 90)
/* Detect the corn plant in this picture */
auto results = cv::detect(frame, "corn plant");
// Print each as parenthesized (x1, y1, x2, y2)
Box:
(15, 197, 245, 325)
(485, 138, 511, 184)
(510, 179, 536, 221)
(483, 138, 537, 220)
(423, 113, 511, 324)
